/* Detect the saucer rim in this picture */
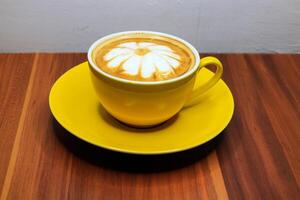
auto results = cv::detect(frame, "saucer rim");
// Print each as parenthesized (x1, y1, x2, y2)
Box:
(49, 63, 234, 155)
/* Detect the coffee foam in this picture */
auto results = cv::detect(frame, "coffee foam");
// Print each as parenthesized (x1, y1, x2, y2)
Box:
(93, 33, 195, 81)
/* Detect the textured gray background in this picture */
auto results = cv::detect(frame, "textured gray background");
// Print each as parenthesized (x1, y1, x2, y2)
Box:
(0, 0, 300, 52)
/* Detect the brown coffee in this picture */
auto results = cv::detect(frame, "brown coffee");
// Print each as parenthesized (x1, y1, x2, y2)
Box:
(92, 32, 195, 81)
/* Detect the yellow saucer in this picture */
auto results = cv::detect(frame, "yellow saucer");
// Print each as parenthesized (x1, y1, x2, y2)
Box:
(49, 62, 234, 155)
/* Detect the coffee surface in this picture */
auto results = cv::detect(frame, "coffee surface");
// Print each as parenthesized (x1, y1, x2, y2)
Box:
(93, 33, 195, 81)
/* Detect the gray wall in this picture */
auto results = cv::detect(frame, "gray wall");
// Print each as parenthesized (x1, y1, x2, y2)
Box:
(1, 0, 300, 53)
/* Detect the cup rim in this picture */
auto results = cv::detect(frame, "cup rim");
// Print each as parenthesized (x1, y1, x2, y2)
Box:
(87, 31, 200, 85)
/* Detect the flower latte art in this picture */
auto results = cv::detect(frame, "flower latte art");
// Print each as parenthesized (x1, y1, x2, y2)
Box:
(93, 33, 195, 81)
(105, 42, 181, 78)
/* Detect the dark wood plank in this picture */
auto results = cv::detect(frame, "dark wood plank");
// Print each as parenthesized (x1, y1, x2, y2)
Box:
(0, 53, 299, 200)
(0, 54, 35, 192)
(215, 54, 300, 199)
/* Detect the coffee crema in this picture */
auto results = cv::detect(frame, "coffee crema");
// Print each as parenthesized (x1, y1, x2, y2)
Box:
(92, 33, 195, 81)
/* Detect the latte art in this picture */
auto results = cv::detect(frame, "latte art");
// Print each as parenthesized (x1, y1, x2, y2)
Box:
(93, 33, 195, 81)
(105, 42, 181, 78)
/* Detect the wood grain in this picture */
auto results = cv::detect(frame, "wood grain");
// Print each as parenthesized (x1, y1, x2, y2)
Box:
(0, 53, 299, 200)
(214, 54, 300, 199)
(0, 54, 35, 194)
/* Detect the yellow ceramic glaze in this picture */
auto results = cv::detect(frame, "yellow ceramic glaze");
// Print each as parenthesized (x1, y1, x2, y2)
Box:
(49, 62, 234, 154)
(87, 31, 223, 127)
(89, 56, 223, 126)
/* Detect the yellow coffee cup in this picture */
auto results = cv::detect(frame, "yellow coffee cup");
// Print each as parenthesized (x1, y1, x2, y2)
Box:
(88, 31, 223, 127)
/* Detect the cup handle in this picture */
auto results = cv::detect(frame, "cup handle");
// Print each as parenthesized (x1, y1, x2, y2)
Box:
(184, 56, 223, 107)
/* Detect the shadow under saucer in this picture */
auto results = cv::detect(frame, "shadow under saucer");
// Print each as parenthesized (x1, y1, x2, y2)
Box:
(52, 117, 225, 173)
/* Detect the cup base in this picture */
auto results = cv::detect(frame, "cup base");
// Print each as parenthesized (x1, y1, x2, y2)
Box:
(117, 119, 166, 129)
(107, 111, 178, 130)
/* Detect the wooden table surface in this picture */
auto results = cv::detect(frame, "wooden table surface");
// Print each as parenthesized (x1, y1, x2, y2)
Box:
(0, 53, 299, 199)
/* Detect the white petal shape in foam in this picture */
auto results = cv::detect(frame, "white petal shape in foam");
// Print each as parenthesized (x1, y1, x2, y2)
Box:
(104, 48, 133, 61)
(122, 55, 141, 75)
(138, 42, 155, 48)
(148, 45, 172, 52)
(153, 50, 181, 60)
(108, 53, 133, 68)
(118, 42, 138, 49)
(141, 54, 156, 78)
(159, 54, 180, 68)
(151, 53, 172, 73)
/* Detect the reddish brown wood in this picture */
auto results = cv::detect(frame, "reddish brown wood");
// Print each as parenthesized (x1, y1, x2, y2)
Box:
(0, 54, 35, 192)
(214, 54, 300, 199)
(0, 53, 299, 199)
